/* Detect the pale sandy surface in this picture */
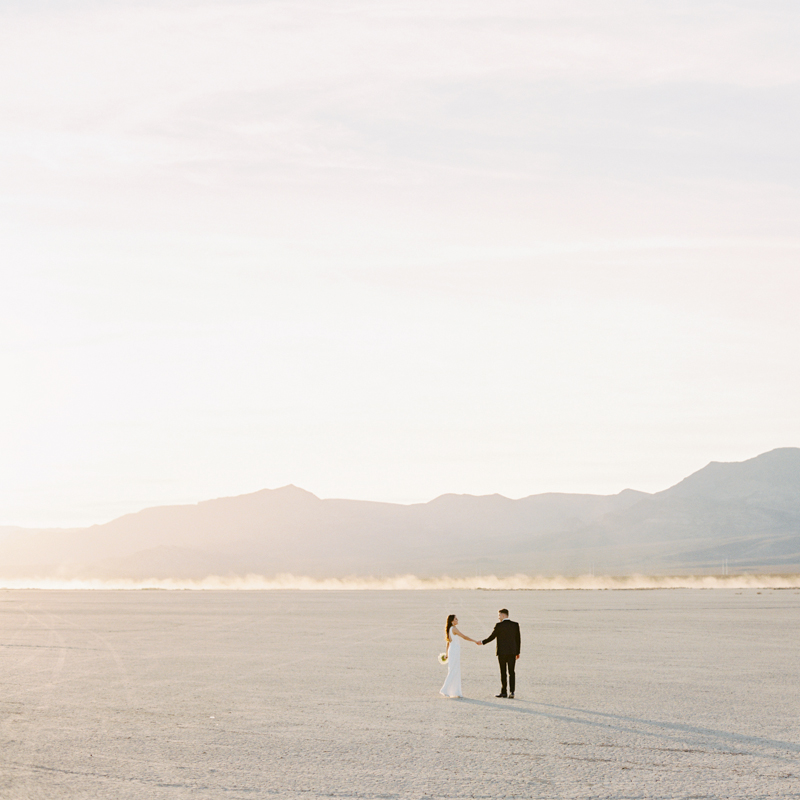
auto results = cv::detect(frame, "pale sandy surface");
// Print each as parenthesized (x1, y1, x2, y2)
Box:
(1, 589, 798, 799)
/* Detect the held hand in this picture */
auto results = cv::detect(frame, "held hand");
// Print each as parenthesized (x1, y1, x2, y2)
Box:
(516, 654, 520, 660)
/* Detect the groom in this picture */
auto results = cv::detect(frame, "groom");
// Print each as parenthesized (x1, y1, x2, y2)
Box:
(478, 608, 521, 698)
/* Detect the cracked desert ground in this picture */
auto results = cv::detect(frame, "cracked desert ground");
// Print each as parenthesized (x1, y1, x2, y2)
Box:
(1, 588, 798, 799)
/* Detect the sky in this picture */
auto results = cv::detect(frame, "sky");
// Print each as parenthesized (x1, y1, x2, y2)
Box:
(2, 0, 800, 527)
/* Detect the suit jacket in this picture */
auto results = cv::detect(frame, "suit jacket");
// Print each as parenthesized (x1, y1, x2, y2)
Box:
(482, 619, 520, 656)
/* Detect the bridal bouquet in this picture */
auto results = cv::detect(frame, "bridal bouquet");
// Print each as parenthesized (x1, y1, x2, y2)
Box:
(438, 652, 448, 664)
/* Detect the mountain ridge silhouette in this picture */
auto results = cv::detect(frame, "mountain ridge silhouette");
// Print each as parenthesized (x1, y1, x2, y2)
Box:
(1, 448, 798, 578)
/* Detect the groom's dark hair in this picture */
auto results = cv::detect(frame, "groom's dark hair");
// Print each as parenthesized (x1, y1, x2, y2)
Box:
(499, 608, 509, 616)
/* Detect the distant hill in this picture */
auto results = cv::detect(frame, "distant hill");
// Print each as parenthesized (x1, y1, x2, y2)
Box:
(1, 448, 799, 578)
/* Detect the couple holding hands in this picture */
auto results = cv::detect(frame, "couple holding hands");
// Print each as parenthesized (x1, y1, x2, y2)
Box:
(440, 609, 521, 699)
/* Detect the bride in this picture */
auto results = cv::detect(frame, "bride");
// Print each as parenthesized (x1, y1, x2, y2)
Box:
(440, 614, 479, 698)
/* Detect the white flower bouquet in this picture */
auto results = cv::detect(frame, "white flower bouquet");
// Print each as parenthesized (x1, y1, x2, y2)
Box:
(438, 652, 448, 664)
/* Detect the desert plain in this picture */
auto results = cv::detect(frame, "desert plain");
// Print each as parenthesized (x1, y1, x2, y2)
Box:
(0, 588, 798, 799)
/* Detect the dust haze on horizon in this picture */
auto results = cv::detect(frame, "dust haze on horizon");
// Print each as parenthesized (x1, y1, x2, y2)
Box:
(2, 1, 800, 528)
(3, 574, 800, 592)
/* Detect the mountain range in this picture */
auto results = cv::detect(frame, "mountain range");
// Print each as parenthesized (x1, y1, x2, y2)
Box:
(1, 448, 799, 579)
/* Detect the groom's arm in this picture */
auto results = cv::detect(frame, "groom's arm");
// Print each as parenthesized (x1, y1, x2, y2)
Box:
(514, 622, 521, 657)
(481, 623, 499, 646)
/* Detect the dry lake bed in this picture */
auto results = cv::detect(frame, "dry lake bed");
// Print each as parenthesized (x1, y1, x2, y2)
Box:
(1, 588, 798, 799)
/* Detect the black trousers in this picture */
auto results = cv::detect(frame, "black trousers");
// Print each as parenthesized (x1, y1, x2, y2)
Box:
(498, 655, 516, 694)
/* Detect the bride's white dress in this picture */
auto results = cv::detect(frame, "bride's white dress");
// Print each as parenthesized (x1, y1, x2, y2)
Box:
(440, 634, 462, 697)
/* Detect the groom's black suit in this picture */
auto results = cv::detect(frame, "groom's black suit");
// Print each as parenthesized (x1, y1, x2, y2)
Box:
(482, 619, 521, 695)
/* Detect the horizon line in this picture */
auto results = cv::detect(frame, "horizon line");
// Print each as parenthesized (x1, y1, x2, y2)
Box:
(1, 573, 799, 591)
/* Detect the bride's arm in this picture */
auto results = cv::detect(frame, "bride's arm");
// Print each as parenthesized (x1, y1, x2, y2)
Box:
(451, 625, 478, 643)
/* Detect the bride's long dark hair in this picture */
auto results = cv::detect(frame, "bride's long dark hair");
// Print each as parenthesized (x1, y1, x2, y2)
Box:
(445, 614, 456, 642)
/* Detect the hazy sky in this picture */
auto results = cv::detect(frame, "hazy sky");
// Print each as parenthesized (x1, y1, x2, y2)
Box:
(3, 0, 800, 527)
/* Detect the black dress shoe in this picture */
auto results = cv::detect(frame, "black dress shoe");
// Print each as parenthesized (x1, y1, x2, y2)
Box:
(495, 693, 507, 698)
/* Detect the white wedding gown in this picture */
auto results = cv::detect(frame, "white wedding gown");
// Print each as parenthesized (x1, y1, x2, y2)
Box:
(440, 634, 462, 698)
